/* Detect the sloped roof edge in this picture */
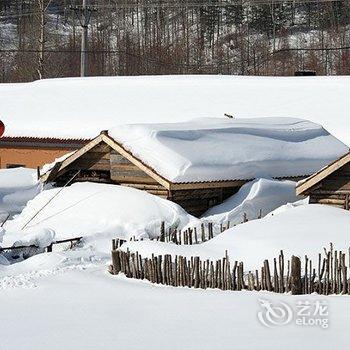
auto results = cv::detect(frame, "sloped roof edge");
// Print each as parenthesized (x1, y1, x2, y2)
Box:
(296, 151, 350, 195)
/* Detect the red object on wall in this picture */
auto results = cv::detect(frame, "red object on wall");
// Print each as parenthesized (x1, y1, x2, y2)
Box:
(0, 120, 4, 138)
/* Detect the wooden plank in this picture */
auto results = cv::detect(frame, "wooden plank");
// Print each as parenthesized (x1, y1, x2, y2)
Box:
(320, 179, 350, 191)
(311, 189, 350, 195)
(311, 194, 347, 200)
(317, 198, 345, 205)
(111, 168, 156, 179)
(120, 183, 167, 190)
(82, 152, 110, 161)
(170, 180, 246, 190)
(102, 134, 171, 189)
(296, 152, 350, 195)
(110, 153, 132, 165)
(69, 162, 111, 172)
(41, 134, 105, 183)
(110, 163, 141, 172)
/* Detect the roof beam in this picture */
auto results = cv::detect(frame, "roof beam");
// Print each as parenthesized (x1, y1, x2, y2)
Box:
(101, 134, 171, 190)
(296, 152, 350, 195)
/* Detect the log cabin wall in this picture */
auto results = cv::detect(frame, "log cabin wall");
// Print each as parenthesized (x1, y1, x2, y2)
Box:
(170, 186, 239, 217)
(308, 163, 350, 210)
(54, 143, 112, 186)
(51, 145, 242, 217)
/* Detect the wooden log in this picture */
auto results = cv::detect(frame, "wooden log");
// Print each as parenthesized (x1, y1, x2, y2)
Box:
(194, 256, 200, 288)
(290, 255, 302, 295)
(273, 258, 278, 293)
(160, 221, 165, 242)
(111, 249, 121, 274)
(279, 250, 284, 293)
(263, 260, 272, 291)
(304, 255, 309, 294)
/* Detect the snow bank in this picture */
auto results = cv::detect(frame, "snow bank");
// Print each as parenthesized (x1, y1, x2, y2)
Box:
(109, 117, 348, 182)
(122, 204, 350, 270)
(5, 182, 198, 243)
(2, 75, 350, 145)
(0, 168, 40, 218)
(201, 178, 301, 225)
(12, 228, 55, 249)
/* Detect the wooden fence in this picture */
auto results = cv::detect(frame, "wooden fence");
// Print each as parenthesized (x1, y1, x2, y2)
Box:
(0, 237, 83, 253)
(139, 216, 254, 245)
(156, 211, 260, 244)
(109, 243, 350, 295)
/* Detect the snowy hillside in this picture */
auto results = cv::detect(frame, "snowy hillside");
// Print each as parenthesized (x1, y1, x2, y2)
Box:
(1, 75, 350, 145)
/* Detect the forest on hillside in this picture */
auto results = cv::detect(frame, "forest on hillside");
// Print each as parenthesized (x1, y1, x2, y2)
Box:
(0, 0, 350, 82)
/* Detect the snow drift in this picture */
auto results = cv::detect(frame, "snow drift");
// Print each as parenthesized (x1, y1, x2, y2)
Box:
(109, 117, 348, 182)
(201, 178, 301, 225)
(0, 168, 40, 219)
(122, 204, 350, 270)
(5, 182, 198, 243)
(2, 75, 350, 145)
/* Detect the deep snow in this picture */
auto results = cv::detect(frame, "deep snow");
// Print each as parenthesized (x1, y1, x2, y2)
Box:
(0, 257, 349, 350)
(2, 75, 350, 146)
(4, 182, 198, 246)
(0, 168, 40, 220)
(201, 178, 301, 225)
(109, 117, 348, 182)
(122, 204, 350, 270)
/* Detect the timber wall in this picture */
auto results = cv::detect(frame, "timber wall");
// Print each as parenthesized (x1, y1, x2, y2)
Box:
(309, 163, 350, 209)
(50, 145, 242, 217)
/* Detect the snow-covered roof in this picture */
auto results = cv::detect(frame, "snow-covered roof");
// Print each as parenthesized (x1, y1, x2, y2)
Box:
(1, 75, 350, 145)
(108, 117, 349, 183)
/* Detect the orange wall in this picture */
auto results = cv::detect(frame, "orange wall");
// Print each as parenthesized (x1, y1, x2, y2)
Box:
(0, 147, 73, 169)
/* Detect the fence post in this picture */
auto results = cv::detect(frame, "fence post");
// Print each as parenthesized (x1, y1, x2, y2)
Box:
(290, 255, 302, 295)
(111, 250, 121, 275)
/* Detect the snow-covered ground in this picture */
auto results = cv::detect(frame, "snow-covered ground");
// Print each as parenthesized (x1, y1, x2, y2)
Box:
(122, 204, 350, 270)
(1, 75, 350, 145)
(0, 168, 40, 221)
(201, 178, 301, 225)
(3, 182, 198, 248)
(3, 178, 300, 249)
(1, 100, 350, 349)
(0, 175, 349, 349)
(0, 253, 349, 350)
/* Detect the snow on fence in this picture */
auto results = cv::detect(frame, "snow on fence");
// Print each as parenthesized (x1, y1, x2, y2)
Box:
(148, 217, 250, 245)
(109, 243, 350, 295)
(158, 221, 227, 244)
(0, 237, 82, 255)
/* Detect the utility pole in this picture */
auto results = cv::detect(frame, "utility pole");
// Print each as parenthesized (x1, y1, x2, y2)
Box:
(71, 0, 96, 77)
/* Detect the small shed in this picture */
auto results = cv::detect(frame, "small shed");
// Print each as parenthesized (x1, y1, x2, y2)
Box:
(40, 118, 348, 216)
(296, 152, 350, 209)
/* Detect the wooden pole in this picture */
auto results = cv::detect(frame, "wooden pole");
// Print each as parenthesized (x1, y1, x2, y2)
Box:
(290, 255, 302, 295)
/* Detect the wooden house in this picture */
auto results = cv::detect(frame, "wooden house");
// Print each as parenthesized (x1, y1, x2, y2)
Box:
(296, 152, 350, 210)
(40, 131, 248, 216)
(40, 118, 348, 216)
